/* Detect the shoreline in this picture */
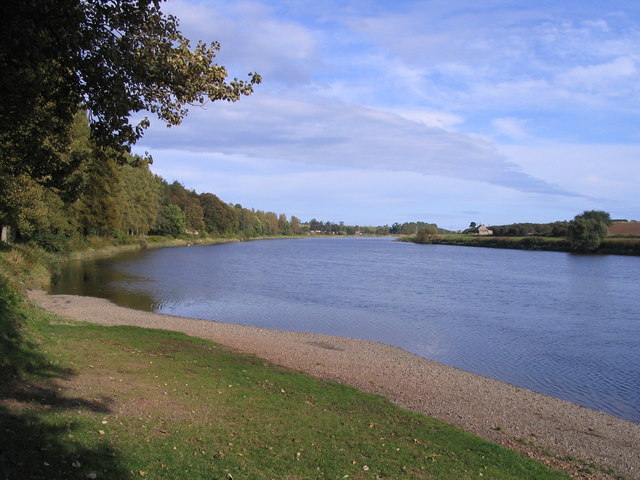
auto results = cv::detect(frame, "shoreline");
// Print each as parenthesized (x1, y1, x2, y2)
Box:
(28, 290, 640, 480)
(399, 234, 640, 256)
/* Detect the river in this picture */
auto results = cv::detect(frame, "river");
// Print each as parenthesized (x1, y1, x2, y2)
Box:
(51, 237, 640, 423)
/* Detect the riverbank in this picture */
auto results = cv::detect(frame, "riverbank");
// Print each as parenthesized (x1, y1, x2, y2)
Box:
(400, 235, 640, 256)
(28, 290, 640, 480)
(61, 235, 242, 263)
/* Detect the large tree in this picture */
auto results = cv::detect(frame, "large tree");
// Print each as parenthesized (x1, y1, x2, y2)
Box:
(0, 0, 260, 231)
(567, 210, 612, 252)
(199, 193, 236, 235)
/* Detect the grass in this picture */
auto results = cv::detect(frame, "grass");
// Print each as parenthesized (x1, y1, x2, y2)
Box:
(423, 235, 572, 252)
(402, 234, 640, 256)
(0, 304, 572, 479)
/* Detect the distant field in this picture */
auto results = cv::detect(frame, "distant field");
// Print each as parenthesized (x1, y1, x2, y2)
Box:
(609, 222, 640, 236)
(402, 233, 640, 255)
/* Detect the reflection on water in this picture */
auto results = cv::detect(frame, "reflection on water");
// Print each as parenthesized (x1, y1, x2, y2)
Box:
(51, 238, 640, 423)
(51, 253, 157, 312)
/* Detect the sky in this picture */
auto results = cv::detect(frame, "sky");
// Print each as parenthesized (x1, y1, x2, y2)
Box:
(133, 0, 640, 229)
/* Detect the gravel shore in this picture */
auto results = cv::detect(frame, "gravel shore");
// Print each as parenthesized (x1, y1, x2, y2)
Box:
(29, 290, 639, 480)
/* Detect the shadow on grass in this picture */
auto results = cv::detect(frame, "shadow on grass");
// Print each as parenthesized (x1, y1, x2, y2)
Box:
(0, 278, 130, 479)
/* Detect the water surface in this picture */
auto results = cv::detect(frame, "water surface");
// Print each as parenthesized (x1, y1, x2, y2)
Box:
(51, 237, 640, 423)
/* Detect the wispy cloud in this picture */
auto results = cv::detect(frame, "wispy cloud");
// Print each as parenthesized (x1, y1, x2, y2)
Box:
(142, 91, 574, 196)
(492, 117, 530, 140)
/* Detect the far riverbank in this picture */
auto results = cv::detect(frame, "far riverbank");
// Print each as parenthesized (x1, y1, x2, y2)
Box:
(400, 234, 640, 256)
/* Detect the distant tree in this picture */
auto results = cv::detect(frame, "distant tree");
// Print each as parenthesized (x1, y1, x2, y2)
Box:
(469, 222, 477, 229)
(290, 216, 301, 235)
(567, 210, 612, 252)
(74, 155, 123, 236)
(278, 214, 291, 235)
(117, 162, 162, 235)
(309, 219, 323, 232)
(550, 221, 570, 237)
(199, 193, 236, 235)
(414, 225, 438, 244)
(155, 204, 185, 237)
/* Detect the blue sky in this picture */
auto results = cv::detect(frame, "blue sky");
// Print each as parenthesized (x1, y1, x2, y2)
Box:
(134, 0, 640, 229)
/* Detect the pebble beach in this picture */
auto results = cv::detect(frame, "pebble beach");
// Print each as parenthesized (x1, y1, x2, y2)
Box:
(28, 290, 640, 480)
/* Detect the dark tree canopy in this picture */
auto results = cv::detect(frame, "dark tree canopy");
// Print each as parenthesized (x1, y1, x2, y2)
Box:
(0, 0, 260, 227)
(567, 210, 612, 252)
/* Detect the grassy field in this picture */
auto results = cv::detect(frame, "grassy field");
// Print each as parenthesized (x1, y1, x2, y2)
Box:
(401, 234, 640, 256)
(0, 244, 572, 480)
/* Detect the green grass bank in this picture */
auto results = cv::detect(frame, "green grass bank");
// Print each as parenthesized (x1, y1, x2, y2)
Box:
(400, 234, 640, 255)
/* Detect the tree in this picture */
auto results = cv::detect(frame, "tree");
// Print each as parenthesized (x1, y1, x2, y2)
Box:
(414, 224, 439, 244)
(567, 210, 612, 252)
(199, 193, 236, 235)
(290, 216, 301, 235)
(278, 214, 291, 235)
(0, 0, 260, 231)
(155, 204, 185, 237)
(73, 154, 123, 236)
(117, 163, 163, 235)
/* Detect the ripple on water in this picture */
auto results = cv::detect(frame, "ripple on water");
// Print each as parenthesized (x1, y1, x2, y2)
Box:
(51, 238, 640, 423)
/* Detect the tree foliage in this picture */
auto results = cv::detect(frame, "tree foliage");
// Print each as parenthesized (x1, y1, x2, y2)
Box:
(0, 0, 260, 229)
(390, 222, 441, 236)
(414, 225, 439, 244)
(489, 221, 570, 237)
(117, 164, 163, 236)
(155, 204, 186, 237)
(567, 210, 612, 252)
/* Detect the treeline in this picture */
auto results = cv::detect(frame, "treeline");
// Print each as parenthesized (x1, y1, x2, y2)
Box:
(5, 112, 430, 252)
(2, 113, 303, 252)
(390, 222, 448, 235)
(488, 221, 570, 237)
(305, 220, 447, 236)
(307, 219, 390, 236)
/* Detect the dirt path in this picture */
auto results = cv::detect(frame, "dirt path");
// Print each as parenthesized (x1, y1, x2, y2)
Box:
(28, 290, 640, 480)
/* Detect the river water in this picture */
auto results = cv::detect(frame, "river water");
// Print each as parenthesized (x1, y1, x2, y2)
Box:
(51, 237, 640, 423)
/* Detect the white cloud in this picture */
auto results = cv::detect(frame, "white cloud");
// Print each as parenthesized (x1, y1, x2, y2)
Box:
(386, 108, 464, 130)
(139, 90, 572, 196)
(341, 4, 640, 113)
(556, 56, 638, 93)
(501, 142, 640, 211)
(165, 0, 319, 84)
(492, 117, 530, 140)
